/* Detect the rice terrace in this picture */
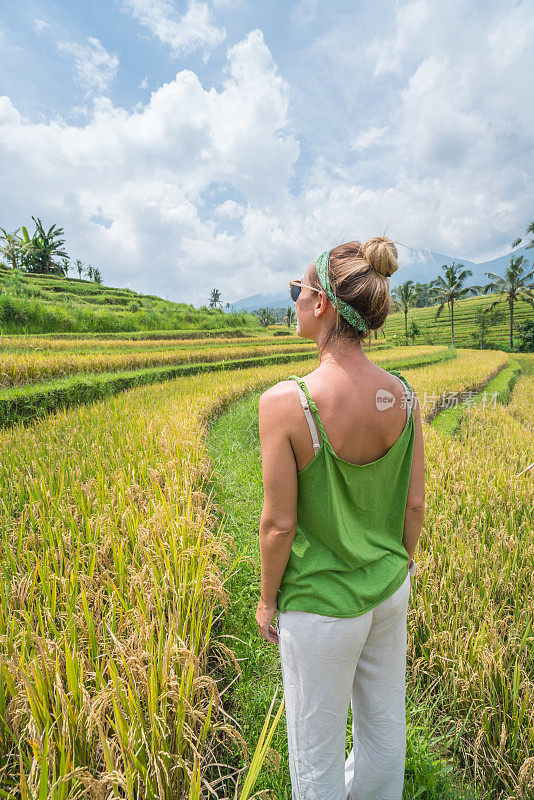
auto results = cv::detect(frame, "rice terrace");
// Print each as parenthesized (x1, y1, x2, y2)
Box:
(0, 229, 532, 800)
(1, 3, 534, 798)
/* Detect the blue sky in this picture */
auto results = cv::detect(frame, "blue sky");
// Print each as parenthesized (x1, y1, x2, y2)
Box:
(0, 0, 533, 305)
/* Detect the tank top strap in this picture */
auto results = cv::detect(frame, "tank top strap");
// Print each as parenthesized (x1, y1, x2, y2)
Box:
(288, 375, 329, 443)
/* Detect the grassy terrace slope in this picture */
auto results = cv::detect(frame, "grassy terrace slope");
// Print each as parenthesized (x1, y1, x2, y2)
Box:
(2, 265, 532, 350)
(0, 264, 259, 334)
(384, 292, 533, 351)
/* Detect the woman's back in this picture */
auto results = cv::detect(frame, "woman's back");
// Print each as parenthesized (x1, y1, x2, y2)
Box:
(288, 361, 415, 471)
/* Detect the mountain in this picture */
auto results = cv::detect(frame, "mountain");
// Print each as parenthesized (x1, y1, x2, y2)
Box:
(228, 245, 533, 311)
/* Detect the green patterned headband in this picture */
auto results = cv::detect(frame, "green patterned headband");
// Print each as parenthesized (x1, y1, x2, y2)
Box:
(315, 250, 368, 333)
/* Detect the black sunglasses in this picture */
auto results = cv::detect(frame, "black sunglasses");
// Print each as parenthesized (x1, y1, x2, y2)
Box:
(289, 280, 322, 303)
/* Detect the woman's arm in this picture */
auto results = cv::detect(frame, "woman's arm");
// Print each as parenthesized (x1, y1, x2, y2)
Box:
(256, 385, 298, 642)
(403, 383, 425, 561)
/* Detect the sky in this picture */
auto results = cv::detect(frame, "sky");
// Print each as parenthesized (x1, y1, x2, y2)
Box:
(0, 0, 533, 306)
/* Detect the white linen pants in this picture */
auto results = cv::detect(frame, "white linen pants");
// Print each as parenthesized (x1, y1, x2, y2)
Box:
(276, 573, 411, 800)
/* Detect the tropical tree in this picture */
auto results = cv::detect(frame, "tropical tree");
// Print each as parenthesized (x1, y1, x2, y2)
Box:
(93, 267, 102, 284)
(511, 220, 534, 251)
(515, 319, 534, 353)
(75, 259, 84, 279)
(428, 262, 482, 347)
(85, 264, 93, 281)
(0, 227, 23, 270)
(209, 289, 223, 308)
(283, 306, 295, 330)
(258, 307, 276, 327)
(469, 306, 506, 350)
(19, 226, 38, 270)
(480, 254, 534, 350)
(407, 318, 421, 345)
(409, 281, 435, 307)
(28, 217, 69, 275)
(390, 280, 422, 345)
(3, 226, 48, 272)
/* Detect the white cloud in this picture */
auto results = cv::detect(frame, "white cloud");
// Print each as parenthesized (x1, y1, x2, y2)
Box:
(33, 19, 50, 33)
(0, 30, 299, 302)
(57, 36, 119, 95)
(215, 199, 245, 218)
(211, 0, 245, 8)
(351, 126, 388, 152)
(0, 96, 22, 125)
(138, 75, 149, 88)
(394, 55, 492, 171)
(67, 104, 92, 120)
(487, 2, 534, 67)
(1, 2, 533, 304)
(291, 0, 319, 27)
(367, 0, 431, 77)
(122, 0, 226, 58)
(306, 0, 534, 261)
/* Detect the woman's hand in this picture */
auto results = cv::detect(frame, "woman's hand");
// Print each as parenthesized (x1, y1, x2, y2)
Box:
(255, 598, 279, 644)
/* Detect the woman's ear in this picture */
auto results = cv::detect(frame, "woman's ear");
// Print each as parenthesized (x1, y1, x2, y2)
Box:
(315, 290, 327, 316)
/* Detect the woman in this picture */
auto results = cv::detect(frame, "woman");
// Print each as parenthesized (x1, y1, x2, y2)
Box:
(256, 237, 425, 800)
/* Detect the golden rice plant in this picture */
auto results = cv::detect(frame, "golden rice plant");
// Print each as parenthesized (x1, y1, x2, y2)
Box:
(402, 360, 534, 799)
(0, 343, 442, 389)
(506, 372, 534, 432)
(1, 344, 525, 798)
(0, 333, 394, 354)
(0, 342, 316, 387)
(0, 360, 304, 799)
(399, 348, 509, 422)
(0, 334, 304, 353)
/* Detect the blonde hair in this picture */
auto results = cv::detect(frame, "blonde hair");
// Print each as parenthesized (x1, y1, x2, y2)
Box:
(309, 236, 399, 354)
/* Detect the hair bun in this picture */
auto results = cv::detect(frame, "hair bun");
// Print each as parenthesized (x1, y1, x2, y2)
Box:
(361, 236, 398, 277)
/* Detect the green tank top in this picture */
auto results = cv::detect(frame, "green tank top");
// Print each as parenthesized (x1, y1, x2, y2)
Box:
(277, 370, 415, 618)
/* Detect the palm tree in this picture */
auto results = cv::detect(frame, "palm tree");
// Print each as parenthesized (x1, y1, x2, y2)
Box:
(390, 280, 422, 345)
(18, 226, 37, 271)
(410, 281, 434, 307)
(283, 306, 295, 330)
(0, 226, 35, 270)
(0, 227, 22, 269)
(209, 288, 223, 308)
(511, 220, 534, 251)
(259, 308, 275, 327)
(428, 263, 482, 347)
(480, 254, 534, 350)
(29, 217, 69, 275)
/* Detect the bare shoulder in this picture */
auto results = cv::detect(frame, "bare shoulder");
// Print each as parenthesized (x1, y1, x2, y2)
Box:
(375, 365, 409, 392)
(259, 379, 299, 416)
